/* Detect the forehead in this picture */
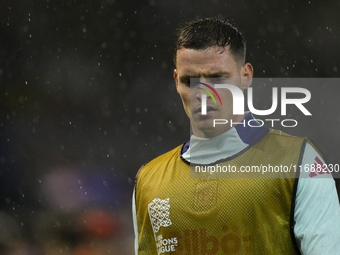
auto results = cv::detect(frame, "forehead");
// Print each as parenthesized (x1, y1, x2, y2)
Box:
(176, 46, 239, 76)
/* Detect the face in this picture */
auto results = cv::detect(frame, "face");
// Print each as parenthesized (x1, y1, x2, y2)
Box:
(174, 46, 253, 138)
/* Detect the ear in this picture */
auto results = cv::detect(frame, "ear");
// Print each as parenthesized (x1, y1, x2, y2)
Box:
(240, 63, 253, 90)
(174, 69, 179, 92)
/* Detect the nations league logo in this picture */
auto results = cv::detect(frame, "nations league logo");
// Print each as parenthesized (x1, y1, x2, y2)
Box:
(148, 198, 178, 254)
(148, 198, 172, 235)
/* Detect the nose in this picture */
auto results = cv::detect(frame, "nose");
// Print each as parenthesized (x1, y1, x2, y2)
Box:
(195, 84, 213, 102)
(195, 85, 205, 102)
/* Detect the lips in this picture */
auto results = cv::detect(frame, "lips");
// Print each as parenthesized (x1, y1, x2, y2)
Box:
(194, 105, 217, 114)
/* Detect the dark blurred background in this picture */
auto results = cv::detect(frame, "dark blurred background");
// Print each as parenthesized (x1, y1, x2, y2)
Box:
(1, 0, 340, 254)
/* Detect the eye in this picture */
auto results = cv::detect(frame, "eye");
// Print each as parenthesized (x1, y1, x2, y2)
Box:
(181, 79, 190, 86)
(214, 77, 226, 83)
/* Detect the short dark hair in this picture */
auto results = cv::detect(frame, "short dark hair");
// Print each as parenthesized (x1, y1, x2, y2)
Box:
(173, 18, 246, 66)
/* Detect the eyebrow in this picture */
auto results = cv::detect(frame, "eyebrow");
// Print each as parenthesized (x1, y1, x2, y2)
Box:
(179, 71, 231, 82)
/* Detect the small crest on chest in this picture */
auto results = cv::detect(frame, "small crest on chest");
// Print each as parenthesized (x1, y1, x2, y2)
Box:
(193, 179, 219, 212)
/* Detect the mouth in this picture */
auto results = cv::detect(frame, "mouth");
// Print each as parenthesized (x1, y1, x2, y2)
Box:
(194, 105, 217, 115)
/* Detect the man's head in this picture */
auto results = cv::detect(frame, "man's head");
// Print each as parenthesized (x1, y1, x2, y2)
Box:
(173, 18, 253, 138)
(173, 18, 246, 68)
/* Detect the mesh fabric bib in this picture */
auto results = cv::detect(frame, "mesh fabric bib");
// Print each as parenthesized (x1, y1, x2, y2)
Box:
(136, 129, 306, 255)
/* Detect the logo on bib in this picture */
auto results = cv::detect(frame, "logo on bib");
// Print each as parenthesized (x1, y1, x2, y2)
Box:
(148, 198, 172, 233)
(148, 198, 177, 254)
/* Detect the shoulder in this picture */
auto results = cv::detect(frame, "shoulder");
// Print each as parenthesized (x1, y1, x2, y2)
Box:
(300, 141, 329, 178)
(267, 130, 326, 172)
(262, 128, 308, 150)
(144, 144, 184, 168)
(267, 128, 305, 140)
(135, 144, 184, 181)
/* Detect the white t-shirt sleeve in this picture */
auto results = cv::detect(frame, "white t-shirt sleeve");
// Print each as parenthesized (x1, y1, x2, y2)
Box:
(132, 188, 139, 255)
(294, 143, 340, 254)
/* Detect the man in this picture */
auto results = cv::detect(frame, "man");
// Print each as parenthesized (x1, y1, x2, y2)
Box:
(132, 18, 340, 254)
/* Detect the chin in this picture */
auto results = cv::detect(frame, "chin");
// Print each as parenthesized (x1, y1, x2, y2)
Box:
(192, 123, 215, 135)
